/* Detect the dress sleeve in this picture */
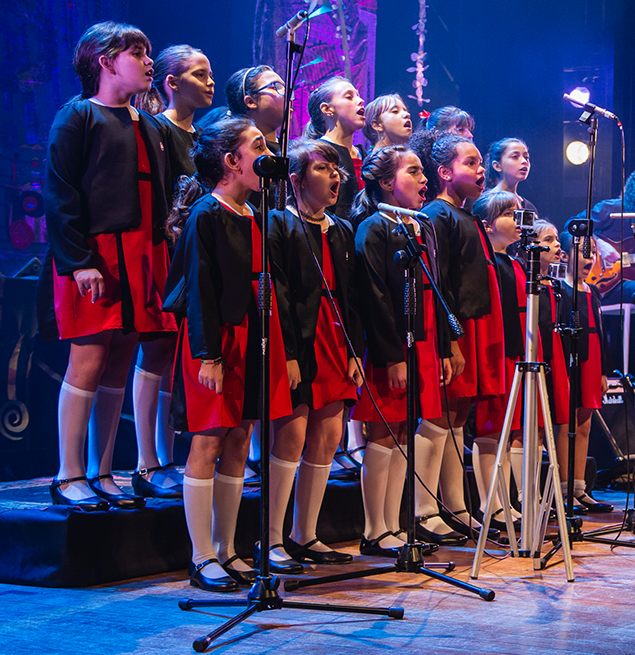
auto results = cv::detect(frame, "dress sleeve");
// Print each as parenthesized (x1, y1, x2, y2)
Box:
(44, 103, 95, 276)
(182, 205, 223, 360)
(429, 205, 459, 322)
(356, 220, 404, 366)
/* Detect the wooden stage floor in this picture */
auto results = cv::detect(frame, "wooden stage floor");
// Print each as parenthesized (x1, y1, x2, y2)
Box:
(1, 488, 634, 654)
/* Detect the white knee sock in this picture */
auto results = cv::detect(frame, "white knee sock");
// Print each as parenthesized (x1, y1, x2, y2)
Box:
(361, 442, 402, 547)
(414, 420, 453, 534)
(212, 473, 251, 571)
(183, 476, 225, 578)
(156, 390, 176, 468)
(290, 459, 331, 551)
(502, 449, 521, 520)
(472, 437, 502, 514)
(57, 382, 95, 500)
(133, 367, 161, 470)
(384, 445, 407, 538)
(510, 446, 524, 504)
(86, 385, 126, 494)
(268, 455, 299, 560)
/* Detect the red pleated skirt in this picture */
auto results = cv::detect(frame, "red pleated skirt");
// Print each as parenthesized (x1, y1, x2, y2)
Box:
(51, 121, 176, 339)
(352, 250, 442, 422)
(580, 291, 603, 410)
(175, 216, 292, 430)
(547, 286, 570, 424)
(445, 231, 505, 400)
(310, 231, 358, 410)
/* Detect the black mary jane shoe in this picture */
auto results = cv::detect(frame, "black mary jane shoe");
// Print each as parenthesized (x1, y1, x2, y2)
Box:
(392, 529, 440, 556)
(575, 492, 614, 514)
(50, 476, 109, 512)
(132, 466, 183, 499)
(414, 515, 468, 547)
(360, 531, 402, 558)
(287, 537, 353, 564)
(88, 474, 146, 509)
(253, 542, 304, 575)
(220, 555, 258, 585)
(188, 559, 239, 592)
(442, 510, 501, 541)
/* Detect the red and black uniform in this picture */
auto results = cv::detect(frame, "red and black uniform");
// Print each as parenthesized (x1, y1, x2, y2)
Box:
(476, 253, 539, 433)
(269, 208, 363, 410)
(37, 99, 176, 340)
(320, 140, 366, 224)
(425, 199, 505, 400)
(560, 283, 610, 410)
(354, 211, 449, 422)
(164, 195, 292, 431)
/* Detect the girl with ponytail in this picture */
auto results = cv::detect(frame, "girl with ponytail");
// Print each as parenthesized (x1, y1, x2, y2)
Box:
(162, 118, 293, 592)
(130, 45, 215, 500)
(305, 76, 366, 220)
(352, 145, 452, 555)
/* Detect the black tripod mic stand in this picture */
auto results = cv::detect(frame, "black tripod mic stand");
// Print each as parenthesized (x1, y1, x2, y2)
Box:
(284, 208, 495, 602)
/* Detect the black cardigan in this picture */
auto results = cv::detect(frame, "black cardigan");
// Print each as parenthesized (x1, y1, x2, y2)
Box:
(321, 140, 366, 221)
(43, 98, 171, 276)
(163, 195, 257, 360)
(268, 208, 364, 385)
(355, 210, 450, 367)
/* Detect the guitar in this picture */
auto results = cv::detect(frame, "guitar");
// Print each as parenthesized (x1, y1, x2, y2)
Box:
(587, 238, 635, 293)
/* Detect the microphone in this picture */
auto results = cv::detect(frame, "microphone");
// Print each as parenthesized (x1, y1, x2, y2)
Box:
(276, 10, 309, 38)
(377, 203, 428, 221)
(563, 93, 619, 121)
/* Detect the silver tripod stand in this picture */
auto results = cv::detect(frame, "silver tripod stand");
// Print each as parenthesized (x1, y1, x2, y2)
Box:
(470, 224, 574, 582)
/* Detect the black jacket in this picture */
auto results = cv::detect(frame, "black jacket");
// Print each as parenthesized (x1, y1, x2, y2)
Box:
(163, 195, 257, 360)
(321, 140, 366, 221)
(269, 208, 364, 384)
(355, 210, 450, 367)
(43, 98, 171, 276)
(495, 252, 525, 359)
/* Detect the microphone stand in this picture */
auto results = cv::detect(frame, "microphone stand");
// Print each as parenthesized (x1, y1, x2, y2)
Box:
(178, 20, 403, 652)
(283, 211, 495, 602)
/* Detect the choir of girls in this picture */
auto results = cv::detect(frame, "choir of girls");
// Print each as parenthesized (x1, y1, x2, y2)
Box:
(39, 19, 614, 592)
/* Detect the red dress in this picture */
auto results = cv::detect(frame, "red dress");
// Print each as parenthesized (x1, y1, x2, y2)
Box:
(310, 231, 358, 410)
(176, 210, 292, 430)
(51, 121, 176, 338)
(352, 245, 442, 422)
(580, 291, 603, 409)
(446, 230, 505, 400)
(547, 285, 570, 424)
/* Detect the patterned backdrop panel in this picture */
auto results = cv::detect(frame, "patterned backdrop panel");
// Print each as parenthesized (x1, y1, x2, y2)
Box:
(254, 0, 376, 139)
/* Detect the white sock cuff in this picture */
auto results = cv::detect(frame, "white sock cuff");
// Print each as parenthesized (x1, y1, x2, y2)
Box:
(215, 473, 244, 485)
(573, 479, 586, 491)
(299, 459, 331, 470)
(61, 381, 95, 399)
(97, 385, 126, 395)
(510, 447, 523, 454)
(184, 475, 215, 487)
(158, 390, 171, 399)
(134, 366, 163, 381)
(416, 419, 447, 438)
(452, 426, 464, 437)
(366, 441, 392, 455)
(270, 454, 300, 469)
(393, 444, 407, 453)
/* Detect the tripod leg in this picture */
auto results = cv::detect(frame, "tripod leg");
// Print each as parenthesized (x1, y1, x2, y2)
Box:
(282, 599, 404, 618)
(421, 566, 495, 601)
(192, 604, 260, 652)
(471, 367, 522, 579)
(537, 370, 574, 582)
(533, 467, 554, 560)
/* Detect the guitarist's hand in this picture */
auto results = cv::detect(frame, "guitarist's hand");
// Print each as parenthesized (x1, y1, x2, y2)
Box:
(596, 237, 620, 264)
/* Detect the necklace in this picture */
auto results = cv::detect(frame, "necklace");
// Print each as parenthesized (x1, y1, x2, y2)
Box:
(301, 210, 326, 223)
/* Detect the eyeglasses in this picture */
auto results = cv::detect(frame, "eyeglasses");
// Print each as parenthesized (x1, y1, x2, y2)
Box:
(253, 80, 285, 96)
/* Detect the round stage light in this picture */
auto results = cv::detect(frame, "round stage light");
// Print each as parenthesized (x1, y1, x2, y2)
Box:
(568, 86, 591, 107)
(566, 141, 589, 165)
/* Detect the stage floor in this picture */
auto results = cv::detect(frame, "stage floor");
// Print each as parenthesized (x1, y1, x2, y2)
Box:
(1, 489, 634, 654)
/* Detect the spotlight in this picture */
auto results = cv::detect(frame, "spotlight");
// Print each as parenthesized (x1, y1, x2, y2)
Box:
(566, 141, 589, 165)
(568, 86, 590, 107)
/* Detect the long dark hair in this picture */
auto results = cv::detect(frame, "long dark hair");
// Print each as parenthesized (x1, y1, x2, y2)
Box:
(350, 145, 411, 226)
(418, 105, 475, 134)
(225, 66, 274, 116)
(166, 117, 255, 243)
(484, 137, 528, 189)
(473, 190, 517, 227)
(135, 44, 204, 115)
(409, 131, 470, 201)
(73, 21, 151, 98)
(287, 138, 341, 195)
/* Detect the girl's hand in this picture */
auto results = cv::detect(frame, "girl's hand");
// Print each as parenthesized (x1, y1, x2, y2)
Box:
(441, 358, 453, 385)
(73, 268, 105, 302)
(347, 357, 364, 388)
(198, 359, 224, 394)
(601, 375, 608, 396)
(387, 361, 407, 390)
(450, 341, 465, 378)
(286, 359, 301, 390)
